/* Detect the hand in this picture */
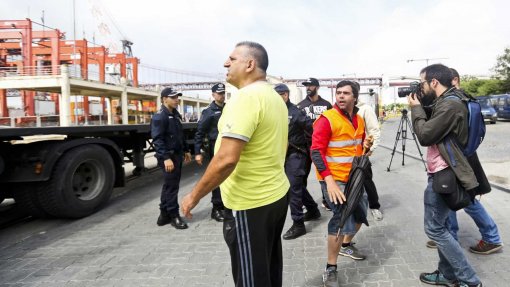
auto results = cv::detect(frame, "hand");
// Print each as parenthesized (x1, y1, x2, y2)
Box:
(407, 93, 420, 107)
(184, 152, 192, 164)
(195, 154, 203, 166)
(181, 193, 198, 219)
(363, 135, 374, 151)
(325, 176, 346, 205)
(164, 159, 174, 172)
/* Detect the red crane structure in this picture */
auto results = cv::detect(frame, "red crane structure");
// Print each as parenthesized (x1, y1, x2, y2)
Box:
(0, 18, 140, 121)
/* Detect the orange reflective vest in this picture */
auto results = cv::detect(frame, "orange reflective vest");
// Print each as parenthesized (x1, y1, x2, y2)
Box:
(315, 109, 365, 182)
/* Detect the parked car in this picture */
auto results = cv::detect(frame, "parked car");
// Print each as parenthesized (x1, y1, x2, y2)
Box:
(490, 94, 510, 120)
(477, 96, 497, 124)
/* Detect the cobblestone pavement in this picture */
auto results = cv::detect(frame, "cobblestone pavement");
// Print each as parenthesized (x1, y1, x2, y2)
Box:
(0, 118, 509, 287)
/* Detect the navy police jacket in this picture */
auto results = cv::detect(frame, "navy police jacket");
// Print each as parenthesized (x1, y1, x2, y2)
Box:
(194, 101, 223, 154)
(151, 105, 189, 160)
(287, 100, 313, 155)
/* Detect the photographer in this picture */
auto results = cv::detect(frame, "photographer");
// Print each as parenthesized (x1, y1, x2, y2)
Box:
(425, 69, 503, 254)
(408, 64, 482, 287)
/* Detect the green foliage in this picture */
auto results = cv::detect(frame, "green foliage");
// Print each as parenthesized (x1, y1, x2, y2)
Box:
(461, 78, 505, 96)
(493, 47, 510, 80)
(492, 47, 510, 93)
(383, 103, 407, 112)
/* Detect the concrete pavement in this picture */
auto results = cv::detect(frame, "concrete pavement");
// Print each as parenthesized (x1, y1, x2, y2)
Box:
(0, 118, 509, 286)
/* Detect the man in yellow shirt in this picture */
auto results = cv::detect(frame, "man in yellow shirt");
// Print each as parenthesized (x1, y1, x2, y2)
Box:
(181, 41, 289, 287)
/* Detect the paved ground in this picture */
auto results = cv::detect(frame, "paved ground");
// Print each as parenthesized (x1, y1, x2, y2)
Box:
(0, 117, 509, 287)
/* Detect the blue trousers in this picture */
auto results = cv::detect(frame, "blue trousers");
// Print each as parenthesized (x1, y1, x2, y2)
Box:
(424, 176, 480, 285)
(158, 155, 182, 216)
(285, 152, 318, 222)
(448, 199, 501, 244)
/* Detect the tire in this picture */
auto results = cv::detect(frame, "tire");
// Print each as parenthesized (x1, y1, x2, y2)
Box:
(12, 183, 50, 218)
(37, 145, 115, 218)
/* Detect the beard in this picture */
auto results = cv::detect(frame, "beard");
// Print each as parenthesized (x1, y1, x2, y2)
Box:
(420, 89, 436, 108)
(306, 88, 317, 97)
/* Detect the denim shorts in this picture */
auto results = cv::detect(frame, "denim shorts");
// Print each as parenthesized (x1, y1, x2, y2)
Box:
(320, 180, 368, 236)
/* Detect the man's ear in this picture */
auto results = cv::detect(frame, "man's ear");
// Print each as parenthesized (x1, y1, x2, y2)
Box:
(246, 59, 256, 72)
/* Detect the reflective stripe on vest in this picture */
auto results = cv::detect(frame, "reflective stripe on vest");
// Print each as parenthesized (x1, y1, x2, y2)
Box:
(328, 139, 362, 148)
(314, 108, 365, 182)
(325, 156, 354, 163)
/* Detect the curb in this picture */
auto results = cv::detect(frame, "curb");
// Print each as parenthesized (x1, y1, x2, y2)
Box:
(379, 144, 510, 193)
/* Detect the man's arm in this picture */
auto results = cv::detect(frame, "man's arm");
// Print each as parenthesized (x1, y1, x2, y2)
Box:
(181, 137, 246, 218)
(362, 107, 381, 154)
(310, 116, 346, 205)
(408, 95, 461, 146)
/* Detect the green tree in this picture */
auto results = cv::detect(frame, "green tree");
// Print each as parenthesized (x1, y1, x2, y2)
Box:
(461, 79, 485, 95)
(461, 78, 505, 96)
(477, 79, 504, 96)
(492, 47, 510, 92)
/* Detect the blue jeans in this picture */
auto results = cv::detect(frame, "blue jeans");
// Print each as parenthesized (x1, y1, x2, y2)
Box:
(448, 199, 502, 244)
(424, 176, 480, 285)
(320, 181, 368, 236)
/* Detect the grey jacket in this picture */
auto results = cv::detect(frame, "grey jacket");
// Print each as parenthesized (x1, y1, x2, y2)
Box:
(411, 88, 478, 190)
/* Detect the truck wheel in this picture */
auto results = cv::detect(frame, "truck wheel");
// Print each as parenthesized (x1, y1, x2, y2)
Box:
(12, 183, 50, 218)
(37, 145, 115, 218)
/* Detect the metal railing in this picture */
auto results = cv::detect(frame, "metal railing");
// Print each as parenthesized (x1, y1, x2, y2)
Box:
(0, 66, 61, 77)
(0, 115, 116, 128)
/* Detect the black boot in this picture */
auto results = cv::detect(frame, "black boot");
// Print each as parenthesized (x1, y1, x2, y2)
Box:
(157, 210, 172, 226)
(303, 208, 321, 221)
(211, 206, 225, 222)
(283, 221, 306, 240)
(169, 214, 188, 229)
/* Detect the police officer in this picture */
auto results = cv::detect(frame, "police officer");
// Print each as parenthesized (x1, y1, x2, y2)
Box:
(151, 87, 192, 229)
(275, 83, 320, 239)
(194, 83, 226, 222)
(297, 77, 332, 214)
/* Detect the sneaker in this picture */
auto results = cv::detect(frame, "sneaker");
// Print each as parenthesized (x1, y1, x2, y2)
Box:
(321, 199, 332, 211)
(426, 240, 438, 249)
(322, 266, 339, 287)
(453, 281, 483, 287)
(303, 208, 321, 221)
(419, 270, 455, 286)
(469, 240, 503, 255)
(338, 243, 366, 260)
(370, 209, 383, 221)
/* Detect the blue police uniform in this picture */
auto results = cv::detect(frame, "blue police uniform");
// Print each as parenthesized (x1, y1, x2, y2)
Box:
(285, 100, 320, 223)
(194, 100, 224, 209)
(151, 105, 189, 217)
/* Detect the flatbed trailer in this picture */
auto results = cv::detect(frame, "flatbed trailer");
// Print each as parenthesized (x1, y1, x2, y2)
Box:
(0, 123, 198, 218)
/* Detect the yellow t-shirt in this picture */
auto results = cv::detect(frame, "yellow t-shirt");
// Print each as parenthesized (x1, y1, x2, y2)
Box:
(215, 81, 289, 210)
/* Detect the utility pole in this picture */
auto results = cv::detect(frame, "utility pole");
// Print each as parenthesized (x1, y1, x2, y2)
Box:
(407, 58, 449, 66)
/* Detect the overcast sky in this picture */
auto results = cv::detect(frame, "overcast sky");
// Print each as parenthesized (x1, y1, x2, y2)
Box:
(4, 0, 510, 78)
(2, 0, 510, 104)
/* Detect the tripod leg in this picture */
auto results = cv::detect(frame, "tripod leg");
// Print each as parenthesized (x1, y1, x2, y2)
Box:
(405, 116, 427, 171)
(387, 116, 405, 171)
(401, 118, 407, 166)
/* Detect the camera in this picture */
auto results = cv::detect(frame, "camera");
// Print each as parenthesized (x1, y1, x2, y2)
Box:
(398, 81, 421, 98)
